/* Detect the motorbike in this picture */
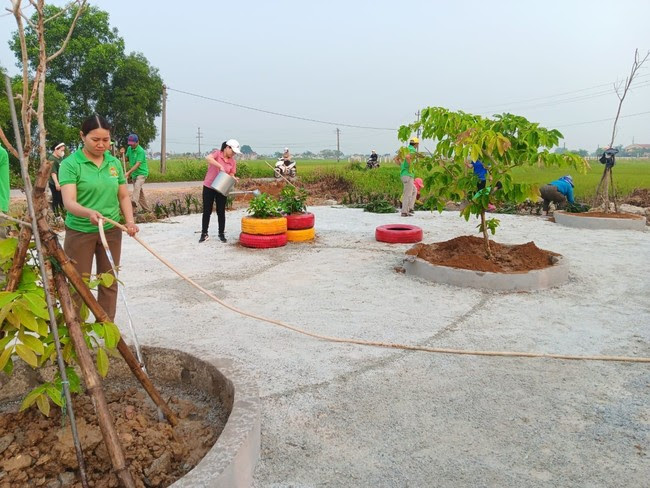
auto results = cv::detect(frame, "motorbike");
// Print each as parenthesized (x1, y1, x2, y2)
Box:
(274, 158, 297, 178)
(366, 157, 379, 169)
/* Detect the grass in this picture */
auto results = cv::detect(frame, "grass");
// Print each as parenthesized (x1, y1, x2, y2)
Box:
(146, 157, 650, 202)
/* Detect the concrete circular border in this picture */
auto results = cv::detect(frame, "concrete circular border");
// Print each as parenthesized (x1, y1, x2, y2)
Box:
(136, 347, 260, 488)
(554, 211, 647, 231)
(403, 254, 568, 291)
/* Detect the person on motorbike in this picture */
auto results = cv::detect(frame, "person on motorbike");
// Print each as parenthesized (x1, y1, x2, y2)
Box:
(367, 150, 379, 169)
(283, 147, 292, 165)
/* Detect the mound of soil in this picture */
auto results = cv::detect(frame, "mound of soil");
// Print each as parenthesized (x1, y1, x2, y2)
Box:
(570, 211, 644, 219)
(0, 385, 226, 488)
(623, 188, 650, 207)
(406, 235, 559, 273)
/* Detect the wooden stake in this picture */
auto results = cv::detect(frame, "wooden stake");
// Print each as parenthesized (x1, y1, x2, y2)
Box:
(5, 224, 32, 291)
(54, 272, 136, 488)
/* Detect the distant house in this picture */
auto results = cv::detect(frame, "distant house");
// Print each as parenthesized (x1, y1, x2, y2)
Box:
(624, 144, 650, 156)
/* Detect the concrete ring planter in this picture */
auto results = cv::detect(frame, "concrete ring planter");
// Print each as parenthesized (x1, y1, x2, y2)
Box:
(0, 347, 260, 488)
(554, 211, 647, 231)
(403, 255, 569, 291)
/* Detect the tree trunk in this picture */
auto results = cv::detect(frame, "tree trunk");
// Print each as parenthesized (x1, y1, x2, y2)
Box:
(5, 224, 32, 292)
(480, 210, 492, 259)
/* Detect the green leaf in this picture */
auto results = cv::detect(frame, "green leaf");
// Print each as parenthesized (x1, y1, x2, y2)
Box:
(0, 292, 19, 309)
(45, 385, 64, 407)
(13, 303, 39, 332)
(22, 292, 50, 320)
(18, 331, 45, 355)
(3, 357, 13, 374)
(37, 319, 49, 337)
(0, 237, 18, 261)
(16, 344, 38, 367)
(0, 346, 13, 371)
(65, 368, 82, 393)
(96, 348, 109, 377)
(36, 393, 51, 416)
(103, 322, 121, 349)
(92, 322, 104, 338)
(100, 272, 115, 289)
(19, 385, 45, 411)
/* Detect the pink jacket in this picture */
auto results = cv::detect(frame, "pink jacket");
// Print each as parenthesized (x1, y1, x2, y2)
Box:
(203, 150, 237, 188)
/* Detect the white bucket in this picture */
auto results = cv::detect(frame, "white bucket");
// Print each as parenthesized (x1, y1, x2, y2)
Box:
(210, 171, 236, 196)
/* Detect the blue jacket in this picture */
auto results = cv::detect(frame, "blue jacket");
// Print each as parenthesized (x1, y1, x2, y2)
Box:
(550, 178, 574, 203)
(471, 161, 487, 181)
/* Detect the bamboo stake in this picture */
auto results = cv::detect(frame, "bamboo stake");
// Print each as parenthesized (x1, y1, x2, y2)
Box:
(54, 272, 135, 488)
(5, 224, 32, 291)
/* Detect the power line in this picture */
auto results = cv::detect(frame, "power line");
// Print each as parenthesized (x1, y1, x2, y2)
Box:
(472, 73, 650, 111)
(166, 86, 396, 131)
(553, 110, 650, 128)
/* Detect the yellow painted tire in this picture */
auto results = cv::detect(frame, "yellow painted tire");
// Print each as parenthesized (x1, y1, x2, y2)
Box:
(241, 216, 287, 235)
(286, 227, 315, 242)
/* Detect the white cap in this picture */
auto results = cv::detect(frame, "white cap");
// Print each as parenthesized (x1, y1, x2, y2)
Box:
(226, 139, 241, 154)
(284, 147, 289, 151)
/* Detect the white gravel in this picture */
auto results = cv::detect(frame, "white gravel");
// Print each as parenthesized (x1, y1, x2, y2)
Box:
(113, 207, 649, 488)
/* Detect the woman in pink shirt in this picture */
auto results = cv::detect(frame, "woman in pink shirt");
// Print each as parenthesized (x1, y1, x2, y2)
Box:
(200, 139, 241, 243)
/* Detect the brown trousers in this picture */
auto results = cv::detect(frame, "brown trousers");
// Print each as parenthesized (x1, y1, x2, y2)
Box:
(64, 226, 122, 321)
(540, 184, 567, 212)
(131, 175, 150, 212)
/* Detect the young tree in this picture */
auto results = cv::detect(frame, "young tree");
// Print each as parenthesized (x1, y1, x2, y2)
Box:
(399, 108, 587, 258)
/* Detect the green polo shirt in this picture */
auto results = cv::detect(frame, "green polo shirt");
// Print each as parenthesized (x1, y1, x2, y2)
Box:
(48, 153, 62, 186)
(400, 144, 416, 178)
(126, 145, 149, 178)
(0, 143, 9, 213)
(58, 148, 126, 233)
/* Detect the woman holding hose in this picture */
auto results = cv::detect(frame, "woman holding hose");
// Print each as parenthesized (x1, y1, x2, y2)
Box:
(59, 115, 139, 321)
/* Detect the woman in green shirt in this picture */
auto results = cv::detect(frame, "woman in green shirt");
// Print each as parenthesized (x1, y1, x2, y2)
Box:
(59, 115, 139, 320)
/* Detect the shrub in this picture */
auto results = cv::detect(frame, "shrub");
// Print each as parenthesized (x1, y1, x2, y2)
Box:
(246, 193, 283, 218)
(278, 185, 309, 214)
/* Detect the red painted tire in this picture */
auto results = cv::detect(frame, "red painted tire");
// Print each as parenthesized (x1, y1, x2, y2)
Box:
(239, 232, 287, 249)
(375, 224, 423, 244)
(286, 212, 315, 230)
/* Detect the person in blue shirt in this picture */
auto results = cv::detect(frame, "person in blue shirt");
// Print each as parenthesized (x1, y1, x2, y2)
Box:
(539, 175, 575, 215)
(467, 159, 502, 211)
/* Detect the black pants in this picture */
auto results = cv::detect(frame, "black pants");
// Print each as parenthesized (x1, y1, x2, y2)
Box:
(477, 180, 502, 191)
(49, 184, 64, 216)
(202, 185, 227, 235)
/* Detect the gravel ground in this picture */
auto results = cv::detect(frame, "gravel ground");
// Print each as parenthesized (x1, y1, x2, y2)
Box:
(110, 207, 649, 488)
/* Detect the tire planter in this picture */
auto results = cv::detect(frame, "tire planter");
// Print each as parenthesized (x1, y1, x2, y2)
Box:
(375, 224, 423, 244)
(239, 232, 288, 248)
(241, 216, 287, 235)
(286, 212, 315, 230)
(286, 227, 316, 242)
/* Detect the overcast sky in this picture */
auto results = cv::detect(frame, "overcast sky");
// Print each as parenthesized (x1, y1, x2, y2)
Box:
(2, 0, 649, 155)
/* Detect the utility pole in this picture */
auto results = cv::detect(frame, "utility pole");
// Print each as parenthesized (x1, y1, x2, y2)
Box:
(336, 128, 340, 162)
(196, 127, 203, 157)
(415, 110, 421, 140)
(160, 84, 167, 174)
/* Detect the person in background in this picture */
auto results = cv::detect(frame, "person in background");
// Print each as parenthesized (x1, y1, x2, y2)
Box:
(125, 133, 150, 214)
(59, 115, 139, 321)
(0, 141, 9, 239)
(200, 139, 240, 243)
(413, 177, 424, 207)
(467, 159, 502, 211)
(398, 137, 419, 217)
(48, 142, 66, 219)
(539, 175, 575, 215)
(283, 147, 291, 163)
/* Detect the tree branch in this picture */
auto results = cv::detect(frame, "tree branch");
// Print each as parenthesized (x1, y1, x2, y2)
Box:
(0, 127, 19, 158)
(47, 0, 86, 62)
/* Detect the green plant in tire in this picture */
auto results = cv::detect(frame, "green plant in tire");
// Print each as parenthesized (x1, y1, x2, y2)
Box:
(399, 107, 589, 258)
(278, 185, 309, 214)
(246, 192, 283, 218)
